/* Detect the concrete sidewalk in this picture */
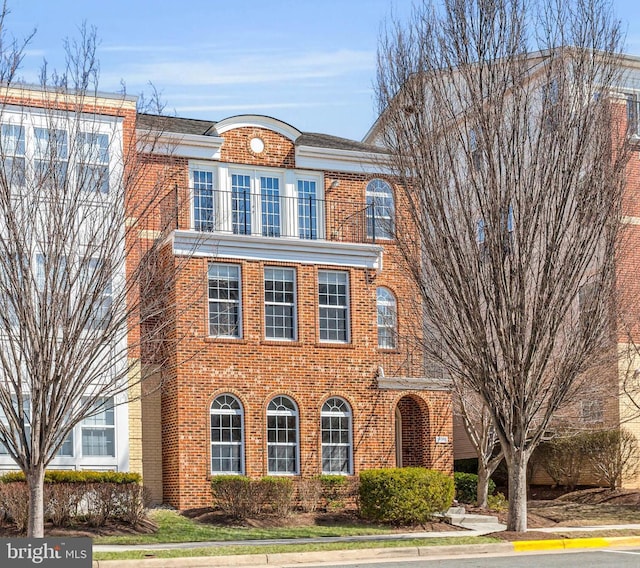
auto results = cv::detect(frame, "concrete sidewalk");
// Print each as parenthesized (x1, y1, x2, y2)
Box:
(92, 524, 640, 568)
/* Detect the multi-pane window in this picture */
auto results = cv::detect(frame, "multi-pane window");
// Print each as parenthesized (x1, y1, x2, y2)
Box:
(81, 397, 115, 457)
(193, 170, 214, 231)
(267, 396, 298, 474)
(210, 394, 244, 474)
(298, 179, 317, 239)
(366, 179, 394, 240)
(232, 173, 251, 235)
(87, 259, 112, 330)
(208, 264, 241, 338)
(261, 176, 281, 237)
(321, 397, 352, 474)
(377, 287, 397, 349)
(34, 127, 68, 182)
(628, 94, 640, 136)
(319, 270, 349, 342)
(1, 124, 25, 186)
(56, 432, 74, 457)
(581, 399, 604, 423)
(264, 267, 296, 340)
(78, 132, 109, 193)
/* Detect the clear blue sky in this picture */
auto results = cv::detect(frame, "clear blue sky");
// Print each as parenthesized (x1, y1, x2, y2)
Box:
(6, 0, 640, 141)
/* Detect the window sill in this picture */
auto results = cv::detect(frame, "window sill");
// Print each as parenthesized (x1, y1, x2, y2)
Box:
(204, 337, 247, 344)
(316, 342, 355, 349)
(261, 340, 303, 347)
(377, 347, 400, 354)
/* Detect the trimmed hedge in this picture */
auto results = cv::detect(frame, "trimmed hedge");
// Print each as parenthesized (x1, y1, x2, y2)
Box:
(211, 476, 294, 519)
(0, 470, 141, 484)
(454, 472, 495, 504)
(359, 468, 454, 525)
(0, 470, 148, 532)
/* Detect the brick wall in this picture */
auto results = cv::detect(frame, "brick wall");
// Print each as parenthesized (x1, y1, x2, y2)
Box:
(140, 122, 453, 509)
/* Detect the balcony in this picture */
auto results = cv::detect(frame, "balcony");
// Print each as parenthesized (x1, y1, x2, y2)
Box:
(171, 189, 387, 271)
(190, 188, 390, 245)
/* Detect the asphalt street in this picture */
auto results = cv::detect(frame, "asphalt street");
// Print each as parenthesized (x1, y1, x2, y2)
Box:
(299, 548, 640, 568)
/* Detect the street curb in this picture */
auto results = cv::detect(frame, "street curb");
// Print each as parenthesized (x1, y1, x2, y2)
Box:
(91, 536, 640, 567)
(512, 535, 640, 552)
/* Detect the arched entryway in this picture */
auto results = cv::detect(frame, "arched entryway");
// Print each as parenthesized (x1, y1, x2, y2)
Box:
(395, 395, 431, 468)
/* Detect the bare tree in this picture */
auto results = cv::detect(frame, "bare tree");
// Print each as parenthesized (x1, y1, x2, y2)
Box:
(375, 0, 629, 531)
(0, 15, 187, 536)
(454, 388, 503, 507)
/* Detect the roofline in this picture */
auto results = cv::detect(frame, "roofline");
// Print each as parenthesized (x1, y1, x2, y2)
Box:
(211, 114, 302, 141)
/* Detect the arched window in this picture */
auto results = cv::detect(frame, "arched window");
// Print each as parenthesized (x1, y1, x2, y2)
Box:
(377, 287, 397, 349)
(321, 397, 353, 474)
(366, 179, 394, 240)
(210, 394, 244, 474)
(267, 396, 299, 474)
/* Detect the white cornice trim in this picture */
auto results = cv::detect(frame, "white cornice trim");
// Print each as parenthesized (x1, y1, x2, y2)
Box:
(172, 230, 383, 271)
(295, 145, 393, 174)
(137, 130, 224, 160)
(213, 115, 301, 140)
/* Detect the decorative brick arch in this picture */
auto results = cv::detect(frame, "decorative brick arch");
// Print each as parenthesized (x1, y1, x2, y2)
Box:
(395, 395, 431, 468)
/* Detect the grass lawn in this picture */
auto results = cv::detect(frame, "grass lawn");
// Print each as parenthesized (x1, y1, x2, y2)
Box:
(95, 509, 405, 545)
(94, 535, 500, 561)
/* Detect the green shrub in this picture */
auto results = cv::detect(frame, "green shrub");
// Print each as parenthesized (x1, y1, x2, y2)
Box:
(260, 477, 294, 517)
(487, 492, 508, 512)
(211, 476, 253, 519)
(454, 472, 495, 504)
(0, 470, 141, 484)
(359, 468, 454, 525)
(320, 475, 351, 510)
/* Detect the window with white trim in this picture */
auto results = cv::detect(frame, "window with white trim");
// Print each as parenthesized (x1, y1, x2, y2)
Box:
(81, 397, 115, 457)
(260, 176, 281, 237)
(377, 287, 397, 349)
(318, 270, 349, 342)
(366, 179, 394, 240)
(581, 399, 604, 423)
(210, 394, 244, 474)
(193, 169, 214, 231)
(1, 124, 25, 186)
(297, 179, 317, 239)
(628, 93, 640, 136)
(34, 127, 68, 183)
(190, 165, 324, 239)
(231, 173, 251, 235)
(208, 264, 241, 338)
(78, 132, 109, 193)
(267, 395, 298, 474)
(321, 397, 352, 474)
(264, 267, 296, 340)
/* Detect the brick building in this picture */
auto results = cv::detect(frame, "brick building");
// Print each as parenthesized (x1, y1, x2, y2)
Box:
(134, 114, 453, 508)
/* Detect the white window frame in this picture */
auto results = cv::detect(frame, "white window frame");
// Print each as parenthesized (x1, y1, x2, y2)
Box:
(210, 394, 244, 475)
(264, 267, 297, 341)
(318, 270, 350, 343)
(377, 287, 397, 349)
(266, 395, 299, 475)
(321, 397, 353, 475)
(189, 162, 324, 239)
(366, 178, 395, 240)
(208, 263, 242, 339)
(80, 396, 116, 458)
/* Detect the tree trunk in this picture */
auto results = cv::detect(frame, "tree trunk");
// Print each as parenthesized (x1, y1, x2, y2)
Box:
(26, 464, 46, 538)
(506, 451, 529, 532)
(476, 464, 490, 508)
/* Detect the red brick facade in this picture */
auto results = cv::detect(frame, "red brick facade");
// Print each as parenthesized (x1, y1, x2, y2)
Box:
(137, 116, 454, 509)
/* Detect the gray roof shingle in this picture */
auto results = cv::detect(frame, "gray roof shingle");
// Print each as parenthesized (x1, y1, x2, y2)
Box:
(137, 113, 383, 153)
